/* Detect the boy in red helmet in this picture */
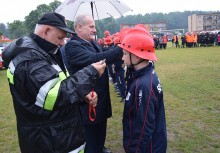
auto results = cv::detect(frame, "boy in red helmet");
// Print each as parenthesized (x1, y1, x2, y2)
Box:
(118, 27, 167, 153)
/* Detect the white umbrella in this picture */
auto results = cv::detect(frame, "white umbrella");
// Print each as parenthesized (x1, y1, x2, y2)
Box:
(55, 0, 132, 21)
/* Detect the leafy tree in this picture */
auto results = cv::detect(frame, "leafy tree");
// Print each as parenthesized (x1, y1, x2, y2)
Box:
(24, 4, 52, 32)
(103, 17, 117, 34)
(49, 0, 62, 11)
(0, 23, 10, 38)
(8, 20, 27, 39)
(24, 1, 62, 33)
(95, 21, 103, 38)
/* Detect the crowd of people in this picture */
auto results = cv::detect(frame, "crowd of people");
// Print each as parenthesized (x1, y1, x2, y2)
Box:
(172, 32, 220, 48)
(97, 30, 126, 103)
(153, 34, 168, 50)
(152, 31, 220, 50)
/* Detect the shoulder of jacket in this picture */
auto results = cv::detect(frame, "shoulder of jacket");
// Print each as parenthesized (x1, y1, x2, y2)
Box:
(11, 50, 28, 64)
(12, 48, 47, 67)
(68, 39, 83, 45)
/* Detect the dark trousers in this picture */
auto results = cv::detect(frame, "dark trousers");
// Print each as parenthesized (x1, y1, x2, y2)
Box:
(115, 70, 126, 99)
(107, 64, 116, 83)
(84, 120, 107, 153)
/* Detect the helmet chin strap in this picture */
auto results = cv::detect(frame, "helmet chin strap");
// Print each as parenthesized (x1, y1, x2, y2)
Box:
(129, 52, 145, 69)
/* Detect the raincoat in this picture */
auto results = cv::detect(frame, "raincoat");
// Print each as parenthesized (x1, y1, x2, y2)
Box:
(3, 34, 99, 153)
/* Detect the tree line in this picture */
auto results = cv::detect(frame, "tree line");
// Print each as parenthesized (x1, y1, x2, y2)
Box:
(0, 0, 215, 39)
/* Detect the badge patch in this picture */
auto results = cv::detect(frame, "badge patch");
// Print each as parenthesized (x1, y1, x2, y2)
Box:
(157, 83, 162, 93)
(126, 92, 131, 101)
(139, 90, 142, 106)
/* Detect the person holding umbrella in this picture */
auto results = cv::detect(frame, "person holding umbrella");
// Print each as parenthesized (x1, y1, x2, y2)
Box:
(62, 14, 123, 153)
(2, 12, 106, 153)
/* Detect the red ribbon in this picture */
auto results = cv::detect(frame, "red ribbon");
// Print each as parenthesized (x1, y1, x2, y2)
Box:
(89, 89, 96, 122)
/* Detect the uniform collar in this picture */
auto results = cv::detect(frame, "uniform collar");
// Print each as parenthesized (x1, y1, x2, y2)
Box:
(132, 62, 153, 78)
(29, 33, 58, 54)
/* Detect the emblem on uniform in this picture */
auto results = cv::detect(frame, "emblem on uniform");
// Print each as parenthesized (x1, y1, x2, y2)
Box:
(152, 69, 155, 74)
(126, 92, 131, 101)
(157, 83, 162, 93)
(139, 90, 142, 106)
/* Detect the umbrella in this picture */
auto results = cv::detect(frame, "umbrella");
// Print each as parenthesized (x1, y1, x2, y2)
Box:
(55, 0, 132, 21)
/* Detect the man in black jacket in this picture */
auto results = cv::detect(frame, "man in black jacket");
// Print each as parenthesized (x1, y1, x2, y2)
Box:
(3, 12, 106, 153)
(62, 14, 123, 153)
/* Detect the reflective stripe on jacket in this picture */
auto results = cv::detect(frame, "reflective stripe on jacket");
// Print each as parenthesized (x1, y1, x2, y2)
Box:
(7, 61, 69, 111)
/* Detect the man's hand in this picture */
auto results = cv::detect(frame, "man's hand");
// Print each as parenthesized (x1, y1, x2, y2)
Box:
(91, 60, 106, 76)
(85, 91, 98, 107)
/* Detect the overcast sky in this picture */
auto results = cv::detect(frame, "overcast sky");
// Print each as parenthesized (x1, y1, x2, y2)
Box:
(0, 0, 220, 24)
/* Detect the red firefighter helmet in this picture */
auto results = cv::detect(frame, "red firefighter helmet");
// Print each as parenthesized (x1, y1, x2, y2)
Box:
(104, 37, 113, 45)
(119, 27, 131, 44)
(118, 28, 157, 61)
(113, 37, 120, 44)
(135, 24, 153, 38)
(104, 30, 110, 37)
(97, 39, 103, 45)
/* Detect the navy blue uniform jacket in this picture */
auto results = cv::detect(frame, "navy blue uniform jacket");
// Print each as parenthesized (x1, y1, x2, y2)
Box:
(123, 64, 167, 153)
(63, 34, 123, 124)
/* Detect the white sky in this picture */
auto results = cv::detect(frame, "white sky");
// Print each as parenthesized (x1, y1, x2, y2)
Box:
(0, 0, 220, 24)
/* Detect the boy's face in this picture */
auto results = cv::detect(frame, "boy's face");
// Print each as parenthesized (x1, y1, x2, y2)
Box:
(122, 49, 140, 67)
(122, 49, 132, 66)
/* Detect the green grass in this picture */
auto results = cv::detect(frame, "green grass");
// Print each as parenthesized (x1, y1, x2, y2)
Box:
(0, 46, 220, 153)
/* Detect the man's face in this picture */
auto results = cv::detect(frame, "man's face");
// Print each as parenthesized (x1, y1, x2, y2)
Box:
(79, 17, 96, 41)
(44, 26, 67, 46)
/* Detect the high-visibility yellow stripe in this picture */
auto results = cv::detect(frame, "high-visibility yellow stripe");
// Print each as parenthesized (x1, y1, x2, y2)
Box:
(43, 72, 67, 110)
(44, 80, 62, 110)
(79, 149, 84, 153)
(7, 61, 70, 111)
(35, 78, 58, 108)
(59, 71, 67, 80)
(66, 71, 69, 77)
(7, 61, 15, 85)
(7, 68, 14, 84)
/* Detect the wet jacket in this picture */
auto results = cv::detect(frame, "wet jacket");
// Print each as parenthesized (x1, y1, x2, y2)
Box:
(2, 34, 99, 153)
(63, 33, 123, 124)
(123, 63, 167, 153)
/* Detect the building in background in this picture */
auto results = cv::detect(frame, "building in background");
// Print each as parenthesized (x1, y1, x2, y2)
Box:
(188, 12, 220, 32)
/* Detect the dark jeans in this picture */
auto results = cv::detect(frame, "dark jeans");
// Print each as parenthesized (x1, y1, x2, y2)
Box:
(84, 120, 107, 153)
(115, 69, 126, 99)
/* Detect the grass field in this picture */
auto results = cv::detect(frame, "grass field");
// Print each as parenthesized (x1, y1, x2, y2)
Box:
(0, 46, 220, 153)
